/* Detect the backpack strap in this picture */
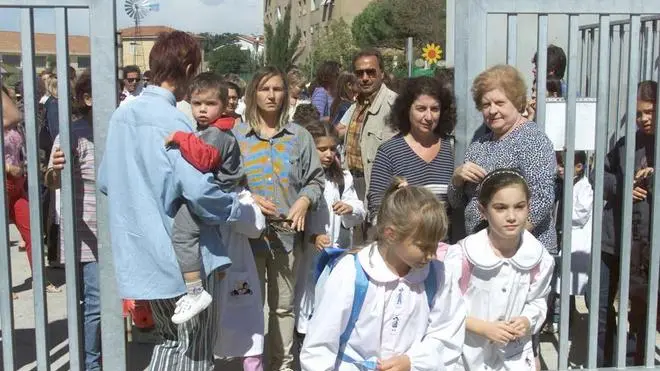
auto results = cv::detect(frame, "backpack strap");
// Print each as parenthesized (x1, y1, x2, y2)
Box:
(314, 247, 345, 282)
(336, 254, 369, 368)
(459, 254, 473, 295)
(424, 261, 437, 308)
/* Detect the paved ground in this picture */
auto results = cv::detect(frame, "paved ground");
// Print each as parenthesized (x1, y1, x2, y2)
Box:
(1, 224, 658, 370)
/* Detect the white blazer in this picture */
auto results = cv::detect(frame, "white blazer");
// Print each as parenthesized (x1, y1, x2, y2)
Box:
(213, 190, 266, 358)
(300, 243, 466, 371)
(444, 229, 554, 371)
(555, 176, 593, 296)
(296, 172, 366, 334)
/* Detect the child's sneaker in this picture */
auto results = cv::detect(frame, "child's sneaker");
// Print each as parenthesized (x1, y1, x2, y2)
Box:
(171, 290, 212, 324)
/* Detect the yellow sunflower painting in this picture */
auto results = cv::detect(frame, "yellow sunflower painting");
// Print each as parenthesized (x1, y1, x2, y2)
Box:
(422, 43, 443, 64)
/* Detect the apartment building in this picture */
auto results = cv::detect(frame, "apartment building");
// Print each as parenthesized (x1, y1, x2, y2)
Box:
(264, 0, 373, 59)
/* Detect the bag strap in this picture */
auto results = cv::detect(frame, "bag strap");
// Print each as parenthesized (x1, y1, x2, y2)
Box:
(424, 261, 437, 308)
(336, 255, 369, 368)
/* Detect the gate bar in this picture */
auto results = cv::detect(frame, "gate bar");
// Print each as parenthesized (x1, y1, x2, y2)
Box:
(558, 14, 580, 369)
(536, 14, 548, 130)
(0, 60, 16, 371)
(89, 0, 127, 369)
(587, 14, 611, 370)
(0, 0, 88, 7)
(616, 14, 641, 369)
(21, 8, 50, 371)
(507, 14, 517, 65)
(55, 7, 84, 371)
(644, 50, 660, 368)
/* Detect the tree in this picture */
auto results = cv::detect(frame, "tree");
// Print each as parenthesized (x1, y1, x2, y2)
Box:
(208, 45, 250, 75)
(309, 19, 359, 68)
(352, 0, 446, 51)
(264, 3, 302, 70)
(199, 32, 240, 55)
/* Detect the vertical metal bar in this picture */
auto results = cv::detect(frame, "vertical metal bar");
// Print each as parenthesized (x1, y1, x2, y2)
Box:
(507, 14, 517, 65)
(646, 21, 654, 80)
(536, 14, 548, 130)
(640, 22, 648, 80)
(20, 9, 50, 371)
(615, 24, 625, 142)
(0, 59, 16, 371)
(89, 1, 127, 369)
(407, 37, 413, 77)
(591, 28, 597, 96)
(55, 7, 83, 371)
(616, 14, 641, 368)
(580, 29, 586, 94)
(653, 21, 659, 81)
(644, 43, 660, 368)
(558, 14, 580, 369)
(587, 14, 611, 369)
(445, 0, 455, 67)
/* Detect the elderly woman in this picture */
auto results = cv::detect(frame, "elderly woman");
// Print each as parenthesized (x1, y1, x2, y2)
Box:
(448, 65, 556, 252)
(232, 66, 324, 371)
(367, 76, 455, 221)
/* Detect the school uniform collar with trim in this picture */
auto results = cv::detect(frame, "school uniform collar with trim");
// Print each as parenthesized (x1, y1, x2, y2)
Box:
(462, 229, 544, 271)
(357, 242, 430, 284)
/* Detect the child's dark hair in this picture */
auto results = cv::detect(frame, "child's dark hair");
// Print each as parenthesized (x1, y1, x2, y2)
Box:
(302, 120, 344, 189)
(292, 103, 320, 126)
(376, 177, 448, 254)
(72, 70, 92, 117)
(547, 76, 563, 98)
(188, 72, 228, 106)
(574, 150, 587, 178)
(478, 168, 530, 206)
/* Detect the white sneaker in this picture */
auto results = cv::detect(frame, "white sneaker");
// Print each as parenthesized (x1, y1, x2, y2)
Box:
(171, 291, 212, 324)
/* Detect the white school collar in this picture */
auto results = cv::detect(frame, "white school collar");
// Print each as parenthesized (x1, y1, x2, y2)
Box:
(461, 229, 544, 271)
(358, 243, 430, 285)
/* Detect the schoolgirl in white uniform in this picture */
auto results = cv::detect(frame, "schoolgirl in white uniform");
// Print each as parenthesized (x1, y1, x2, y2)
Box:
(296, 120, 366, 335)
(444, 168, 554, 371)
(300, 178, 466, 371)
(213, 188, 267, 371)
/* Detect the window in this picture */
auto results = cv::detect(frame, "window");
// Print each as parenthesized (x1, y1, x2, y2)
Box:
(34, 56, 47, 68)
(77, 56, 90, 68)
(1, 54, 21, 67)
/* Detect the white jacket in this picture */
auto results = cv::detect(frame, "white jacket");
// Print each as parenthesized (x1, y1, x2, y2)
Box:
(296, 173, 366, 334)
(444, 229, 554, 371)
(555, 176, 593, 295)
(300, 243, 466, 371)
(213, 190, 266, 358)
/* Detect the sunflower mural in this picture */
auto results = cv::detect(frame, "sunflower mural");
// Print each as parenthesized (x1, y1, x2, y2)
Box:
(422, 43, 443, 65)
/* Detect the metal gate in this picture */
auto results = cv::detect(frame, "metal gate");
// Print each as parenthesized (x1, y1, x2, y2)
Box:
(454, 1, 660, 370)
(0, 1, 123, 370)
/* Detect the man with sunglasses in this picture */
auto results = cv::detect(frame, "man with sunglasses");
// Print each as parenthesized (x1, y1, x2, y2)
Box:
(119, 65, 143, 106)
(338, 48, 398, 243)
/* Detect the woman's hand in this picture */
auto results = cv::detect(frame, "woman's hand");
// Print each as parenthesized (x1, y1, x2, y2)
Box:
(287, 196, 311, 232)
(252, 194, 278, 217)
(51, 147, 66, 171)
(332, 201, 353, 216)
(5, 164, 23, 177)
(377, 355, 411, 371)
(482, 321, 518, 346)
(314, 234, 331, 251)
(452, 162, 487, 187)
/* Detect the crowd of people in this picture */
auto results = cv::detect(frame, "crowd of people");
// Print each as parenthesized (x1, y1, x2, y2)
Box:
(1, 28, 657, 371)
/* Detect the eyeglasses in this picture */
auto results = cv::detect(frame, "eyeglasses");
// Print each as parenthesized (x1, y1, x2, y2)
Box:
(354, 68, 378, 78)
(126, 78, 140, 83)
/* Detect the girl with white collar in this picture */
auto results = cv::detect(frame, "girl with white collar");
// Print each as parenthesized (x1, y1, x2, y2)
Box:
(300, 179, 466, 371)
(444, 169, 554, 371)
(296, 120, 366, 336)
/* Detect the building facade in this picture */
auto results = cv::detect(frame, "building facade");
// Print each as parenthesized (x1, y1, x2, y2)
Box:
(263, 0, 374, 60)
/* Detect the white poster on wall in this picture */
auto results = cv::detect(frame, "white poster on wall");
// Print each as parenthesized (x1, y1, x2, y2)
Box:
(544, 98, 598, 151)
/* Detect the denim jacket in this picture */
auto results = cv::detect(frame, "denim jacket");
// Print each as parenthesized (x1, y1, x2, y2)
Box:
(98, 86, 240, 300)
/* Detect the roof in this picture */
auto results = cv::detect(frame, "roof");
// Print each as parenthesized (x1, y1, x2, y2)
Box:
(236, 34, 264, 46)
(119, 25, 177, 38)
(0, 31, 89, 55)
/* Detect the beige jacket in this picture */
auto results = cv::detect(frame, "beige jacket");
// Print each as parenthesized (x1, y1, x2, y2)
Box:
(340, 83, 398, 190)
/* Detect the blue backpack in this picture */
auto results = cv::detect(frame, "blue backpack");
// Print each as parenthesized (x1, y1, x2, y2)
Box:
(314, 247, 438, 370)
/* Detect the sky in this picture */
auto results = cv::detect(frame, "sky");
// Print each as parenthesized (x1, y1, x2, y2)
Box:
(0, 0, 263, 36)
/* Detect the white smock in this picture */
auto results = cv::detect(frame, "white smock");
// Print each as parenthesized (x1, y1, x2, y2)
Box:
(296, 172, 366, 334)
(300, 243, 466, 371)
(444, 229, 554, 371)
